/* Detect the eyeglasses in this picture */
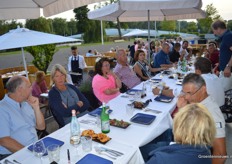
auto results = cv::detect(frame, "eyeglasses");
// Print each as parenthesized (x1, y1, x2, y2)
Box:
(180, 85, 203, 97)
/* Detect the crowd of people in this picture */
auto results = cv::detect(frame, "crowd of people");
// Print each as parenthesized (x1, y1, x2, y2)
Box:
(0, 19, 231, 164)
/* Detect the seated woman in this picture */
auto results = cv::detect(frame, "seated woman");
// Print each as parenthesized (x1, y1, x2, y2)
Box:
(146, 103, 216, 164)
(133, 50, 164, 81)
(92, 57, 121, 103)
(49, 64, 90, 128)
(133, 50, 151, 81)
(32, 71, 48, 103)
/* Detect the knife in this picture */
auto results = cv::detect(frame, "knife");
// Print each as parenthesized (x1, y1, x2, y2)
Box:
(99, 147, 124, 156)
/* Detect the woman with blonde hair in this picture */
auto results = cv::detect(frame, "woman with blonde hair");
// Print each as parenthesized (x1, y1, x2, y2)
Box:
(32, 71, 48, 102)
(48, 64, 90, 128)
(146, 103, 216, 164)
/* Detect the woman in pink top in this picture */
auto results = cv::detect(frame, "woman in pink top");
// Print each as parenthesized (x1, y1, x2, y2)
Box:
(32, 71, 48, 103)
(92, 58, 121, 103)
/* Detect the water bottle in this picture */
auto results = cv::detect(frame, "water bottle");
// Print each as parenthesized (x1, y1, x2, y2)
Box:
(141, 82, 146, 98)
(182, 58, 187, 72)
(177, 58, 182, 71)
(101, 102, 110, 134)
(70, 110, 80, 146)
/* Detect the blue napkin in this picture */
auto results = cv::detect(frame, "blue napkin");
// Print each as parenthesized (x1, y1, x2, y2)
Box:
(28, 137, 64, 156)
(76, 154, 113, 164)
(88, 108, 113, 117)
(154, 95, 174, 103)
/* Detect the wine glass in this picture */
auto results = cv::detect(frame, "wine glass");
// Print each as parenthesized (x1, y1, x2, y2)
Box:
(33, 140, 46, 163)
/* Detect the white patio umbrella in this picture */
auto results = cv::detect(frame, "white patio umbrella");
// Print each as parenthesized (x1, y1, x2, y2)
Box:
(88, 0, 206, 62)
(0, 27, 79, 77)
(123, 29, 148, 37)
(0, 0, 108, 20)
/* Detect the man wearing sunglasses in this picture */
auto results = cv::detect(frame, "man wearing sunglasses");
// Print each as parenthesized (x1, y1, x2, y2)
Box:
(177, 73, 226, 164)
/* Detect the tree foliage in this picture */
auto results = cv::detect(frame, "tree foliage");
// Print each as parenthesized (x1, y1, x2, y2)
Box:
(25, 17, 51, 32)
(197, 3, 221, 34)
(74, 6, 103, 43)
(0, 20, 23, 35)
(52, 18, 68, 36)
(25, 44, 57, 74)
(160, 20, 176, 31)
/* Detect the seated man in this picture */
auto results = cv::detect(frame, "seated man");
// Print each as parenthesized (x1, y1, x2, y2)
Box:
(179, 40, 192, 60)
(0, 76, 45, 160)
(86, 50, 95, 57)
(113, 49, 141, 90)
(177, 73, 226, 164)
(153, 42, 173, 69)
(194, 57, 225, 107)
(206, 41, 219, 68)
(169, 43, 184, 63)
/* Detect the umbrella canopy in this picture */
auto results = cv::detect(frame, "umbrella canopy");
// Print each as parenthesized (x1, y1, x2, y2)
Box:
(0, 0, 108, 20)
(123, 29, 148, 37)
(88, 0, 206, 22)
(0, 27, 78, 50)
(88, 0, 206, 63)
(0, 27, 79, 77)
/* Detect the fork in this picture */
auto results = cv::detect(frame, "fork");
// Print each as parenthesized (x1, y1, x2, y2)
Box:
(94, 146, 117, 160)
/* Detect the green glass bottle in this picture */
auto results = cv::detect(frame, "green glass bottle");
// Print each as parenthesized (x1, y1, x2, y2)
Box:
(101, 102, 110, 133)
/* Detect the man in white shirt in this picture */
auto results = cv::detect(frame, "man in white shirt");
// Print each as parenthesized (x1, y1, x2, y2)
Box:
(67, 46, 87, 85)
(194, 57, 225, 107)
(177, 73, 226, 164)
(179, 40, 192, 60)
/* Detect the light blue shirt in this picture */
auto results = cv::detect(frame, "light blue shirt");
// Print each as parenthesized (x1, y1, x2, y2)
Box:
(0, 95, 38, 154)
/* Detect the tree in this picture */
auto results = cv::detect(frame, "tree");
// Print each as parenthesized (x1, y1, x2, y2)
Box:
(197, 3, 221, 34)
(74, 6, 102, 43)
(67, 19, 77, 36)
(52, 18, 68, 36)
(187, 22, 198, 33)
(227, 20, 232, 31)
(25, 17, 51, 32)
(0, 20, 23, 35)
(25, 44, 57, 74)
(160, 20, 176, 32)
(74, 6, 90, 34)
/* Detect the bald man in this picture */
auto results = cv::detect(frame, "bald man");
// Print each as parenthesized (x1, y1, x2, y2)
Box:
(0, 76, 45, 159)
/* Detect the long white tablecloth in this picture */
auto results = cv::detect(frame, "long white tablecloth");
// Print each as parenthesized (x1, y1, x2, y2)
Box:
(0, 73, 182, 164)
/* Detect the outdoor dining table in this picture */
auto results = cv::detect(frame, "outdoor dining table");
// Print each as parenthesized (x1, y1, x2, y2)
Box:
(0, 72, 182, 164)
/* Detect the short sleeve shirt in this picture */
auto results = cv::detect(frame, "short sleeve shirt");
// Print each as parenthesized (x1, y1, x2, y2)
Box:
(153, 50, 171, 68)
(201, 96, 225, 138)
(0, 95, 38, 154)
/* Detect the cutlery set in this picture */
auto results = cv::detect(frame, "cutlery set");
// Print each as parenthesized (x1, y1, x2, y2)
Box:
(94, 146, 124, 160)
(3, 159, 21, 164)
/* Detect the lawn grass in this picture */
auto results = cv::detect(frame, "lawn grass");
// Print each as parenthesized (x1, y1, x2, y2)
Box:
(0, 41, 119, 56)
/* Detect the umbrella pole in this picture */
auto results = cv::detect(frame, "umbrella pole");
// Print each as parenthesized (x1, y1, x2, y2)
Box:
(21, 47, 28, 78)
(101, 20, 104, 45)
(148, 10, 151, 64)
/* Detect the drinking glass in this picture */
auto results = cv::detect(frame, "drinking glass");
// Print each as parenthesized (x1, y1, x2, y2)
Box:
(126, 104, 134, 117)
(33, 140, 46, 163)
(47, 144, 60, 163)
(81, 136, 92, 152)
